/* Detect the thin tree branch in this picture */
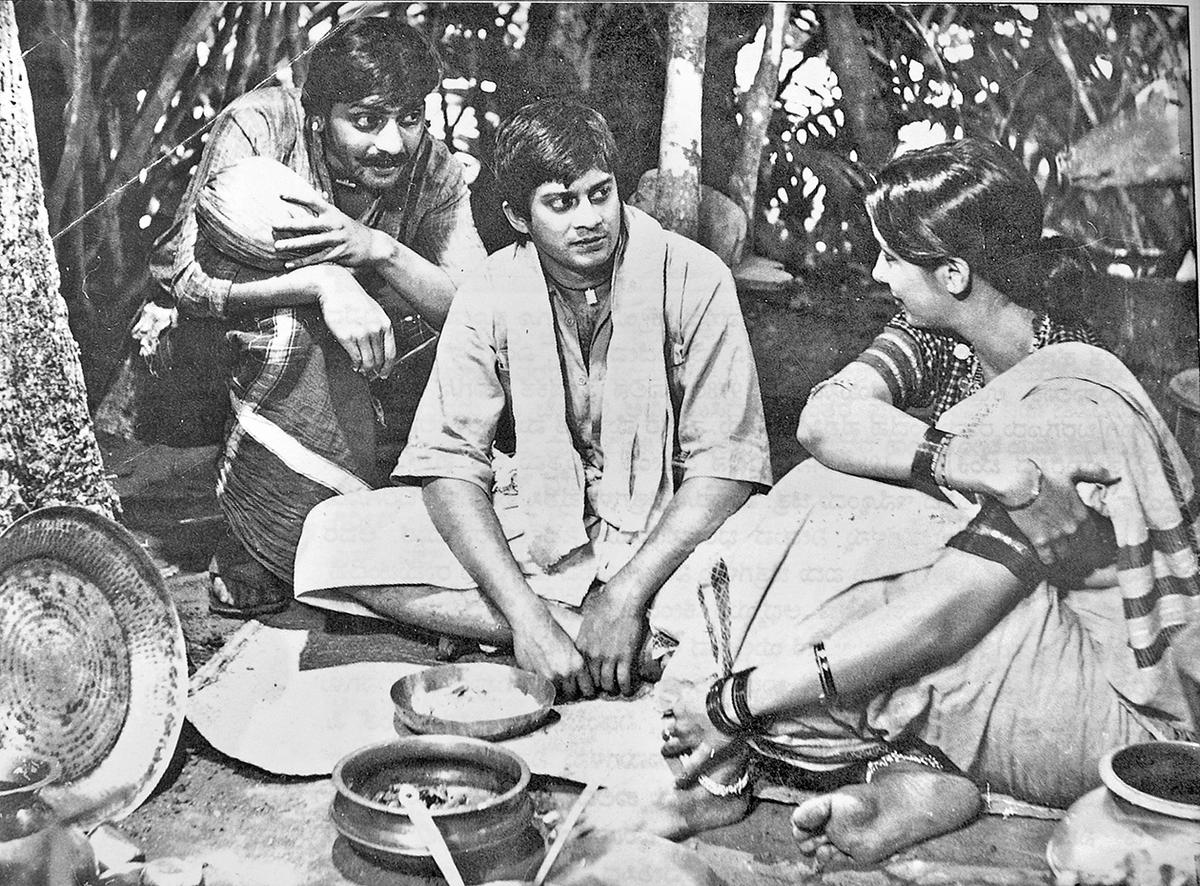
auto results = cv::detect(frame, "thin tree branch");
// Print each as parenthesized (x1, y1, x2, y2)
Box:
(99, 2, 224, 202)
(48, 0, 93, 235)
(1047, 14, 1099, 126)
(226, 2, 263, 101)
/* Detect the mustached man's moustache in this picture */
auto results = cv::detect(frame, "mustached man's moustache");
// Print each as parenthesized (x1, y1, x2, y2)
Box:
(362, 154, 406, 169)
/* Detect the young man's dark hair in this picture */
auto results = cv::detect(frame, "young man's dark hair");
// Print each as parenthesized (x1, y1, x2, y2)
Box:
(493, 98, 619, 218)
(301, 17, 441, 119)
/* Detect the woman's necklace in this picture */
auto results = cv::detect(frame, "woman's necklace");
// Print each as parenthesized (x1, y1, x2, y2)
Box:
(958, 313, 1051, 397)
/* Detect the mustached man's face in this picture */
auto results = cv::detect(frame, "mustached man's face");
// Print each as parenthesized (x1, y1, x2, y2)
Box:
(321, 95, 424, 191)
(503, 167, 621, 289)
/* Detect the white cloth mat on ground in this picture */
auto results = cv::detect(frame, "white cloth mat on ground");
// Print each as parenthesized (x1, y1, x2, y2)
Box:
(187, 621, 1061, 818)
(188, 621, 674, 793)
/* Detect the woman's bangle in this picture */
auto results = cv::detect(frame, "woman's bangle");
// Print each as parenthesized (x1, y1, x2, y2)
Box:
(706, 676, 743, 736)
(932, 435, 953, 487)
(911, 427, 956, 490)
(813, 642, 838, 704)
(1005, 459, 1044, 510)
(728, 668, 759, 729)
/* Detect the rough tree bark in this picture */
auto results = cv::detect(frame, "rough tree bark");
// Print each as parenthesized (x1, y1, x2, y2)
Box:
(655, 2, 707, 240)
(728, 3, 788, 226)
(822, 4, 894, 169)
(0, 0, 118, 530)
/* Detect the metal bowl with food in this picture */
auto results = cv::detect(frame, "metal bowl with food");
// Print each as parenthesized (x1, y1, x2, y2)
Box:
(330, 736, 544, 877)
(392, 662, 555, 741)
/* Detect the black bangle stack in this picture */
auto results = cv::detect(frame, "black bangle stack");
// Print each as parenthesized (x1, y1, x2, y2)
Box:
(705, 678, 741, 736)
(705, 667, 758, 736)
(728, 668, 758, 729)
(911, 426, 956, 492)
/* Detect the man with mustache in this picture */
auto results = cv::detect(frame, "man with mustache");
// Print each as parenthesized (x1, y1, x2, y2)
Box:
(295, 100, 771, 700)
(150, 17, 485, 618)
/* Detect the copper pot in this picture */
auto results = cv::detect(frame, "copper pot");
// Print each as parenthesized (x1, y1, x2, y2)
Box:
(330, 737, 543, 880)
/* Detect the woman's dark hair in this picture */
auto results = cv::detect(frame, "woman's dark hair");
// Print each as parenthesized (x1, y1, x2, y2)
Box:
(301, 17, 441, 119)
(493, 99, 619, 217)
(866, 137, 1094, 325)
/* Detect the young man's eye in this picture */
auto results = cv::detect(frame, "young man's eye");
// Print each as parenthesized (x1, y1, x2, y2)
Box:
(590, 184, 612, 203)
(547, 195, 575, 212)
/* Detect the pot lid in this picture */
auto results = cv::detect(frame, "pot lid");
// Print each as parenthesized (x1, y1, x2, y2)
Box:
(0, 506, 187, 828)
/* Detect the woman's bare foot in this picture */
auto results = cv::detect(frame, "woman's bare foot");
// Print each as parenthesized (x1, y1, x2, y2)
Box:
(790, 761, 981, 867)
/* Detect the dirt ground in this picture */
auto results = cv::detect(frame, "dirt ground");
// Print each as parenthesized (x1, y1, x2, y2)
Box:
(98, 285, 1103, 885)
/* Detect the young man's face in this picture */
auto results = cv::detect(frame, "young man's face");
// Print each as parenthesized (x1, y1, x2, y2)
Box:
(321, 95, 425, 192)
(505, 167, 621, 287)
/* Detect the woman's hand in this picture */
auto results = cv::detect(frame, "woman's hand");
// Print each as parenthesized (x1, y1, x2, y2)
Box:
(945, 436, 1118, 567)
(1002, 459, 1119, 567)
(274, 191, 392, 269)
(659, 677, 743, 788)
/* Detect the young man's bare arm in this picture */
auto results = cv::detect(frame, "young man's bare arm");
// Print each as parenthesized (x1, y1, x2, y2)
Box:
(422, 477, 596, 699)
(574, 476, 754, 695)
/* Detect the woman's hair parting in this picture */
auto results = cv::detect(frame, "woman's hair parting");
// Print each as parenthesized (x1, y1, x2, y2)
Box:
(866, 137, 1094, 325)
(301, 17, 441, 119)
(493, 98, 618, 217)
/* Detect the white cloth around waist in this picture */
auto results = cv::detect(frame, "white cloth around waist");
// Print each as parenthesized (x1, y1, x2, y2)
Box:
(292, 485, 646, 617)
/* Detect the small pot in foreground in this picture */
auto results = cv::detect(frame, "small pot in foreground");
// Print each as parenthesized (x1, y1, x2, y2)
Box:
(330, 736, 543, 879)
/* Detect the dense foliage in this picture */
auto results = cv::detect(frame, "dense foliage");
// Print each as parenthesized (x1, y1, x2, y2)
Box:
(14, 2, 1192, 400)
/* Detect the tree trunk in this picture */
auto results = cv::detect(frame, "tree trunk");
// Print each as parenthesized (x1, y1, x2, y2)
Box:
(729, 3, 788, 226)
(546, 3, 612, 93)
(655, 2, 708, 239)
(700, 3, 760, 193)
(822, 4, 893, 169)
(0, 0, 117, 530)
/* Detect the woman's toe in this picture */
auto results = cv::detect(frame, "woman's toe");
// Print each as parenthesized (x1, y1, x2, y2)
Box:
(791, 794, 834, 835)
(795, 832, 829, 855)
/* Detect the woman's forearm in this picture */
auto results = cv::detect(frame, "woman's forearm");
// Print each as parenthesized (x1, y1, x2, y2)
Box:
(742, 550, 1026, 724)
(796, 365, 928, 481)
(796, 365, 1042, 503)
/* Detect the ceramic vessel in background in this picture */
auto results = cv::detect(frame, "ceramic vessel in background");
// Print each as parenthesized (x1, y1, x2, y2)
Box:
(0, 752, 98, 886)
(1047, 741, 1200, 886)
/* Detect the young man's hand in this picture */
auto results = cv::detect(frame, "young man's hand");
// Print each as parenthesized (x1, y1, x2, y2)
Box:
(511, 608, 596, 701)
(274, 191, 392, 270)
(303, 265, 397, 377)
(574, 577, 649, 697)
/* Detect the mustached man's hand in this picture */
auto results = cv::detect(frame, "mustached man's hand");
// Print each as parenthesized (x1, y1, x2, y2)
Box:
(274, 190, 391, 270)
(303, 265, 397, 378)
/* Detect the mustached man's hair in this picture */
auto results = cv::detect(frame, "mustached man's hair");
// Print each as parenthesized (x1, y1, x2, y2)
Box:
(493, 99, 618, 218)
(866, 137, 1095, 325)
(301, 17, 440, 119)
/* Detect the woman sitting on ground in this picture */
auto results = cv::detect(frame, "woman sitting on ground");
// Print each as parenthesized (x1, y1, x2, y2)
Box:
(640, 138, 1200, 866)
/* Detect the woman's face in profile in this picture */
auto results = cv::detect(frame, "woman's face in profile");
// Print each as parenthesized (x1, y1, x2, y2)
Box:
(869, 223, 952, 330)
